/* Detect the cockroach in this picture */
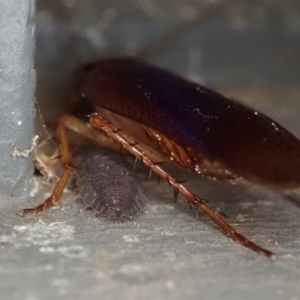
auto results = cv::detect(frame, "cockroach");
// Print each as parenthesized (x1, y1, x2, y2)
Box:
(20, 3, 300, 259)
(20, 56, 300, 259)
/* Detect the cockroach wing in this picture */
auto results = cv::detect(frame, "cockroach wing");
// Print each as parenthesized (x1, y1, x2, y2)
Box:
(78, 57, 300, 189)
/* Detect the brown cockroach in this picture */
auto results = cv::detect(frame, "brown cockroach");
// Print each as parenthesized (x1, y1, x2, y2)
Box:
(20, 55, 300, 260)
(20, 2, 300, 260)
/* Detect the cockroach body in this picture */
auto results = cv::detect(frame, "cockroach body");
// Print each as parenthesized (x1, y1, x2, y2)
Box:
(74, 149, 147, 221)
(78, 57, 300, 190)
(21, 57, 300, 259)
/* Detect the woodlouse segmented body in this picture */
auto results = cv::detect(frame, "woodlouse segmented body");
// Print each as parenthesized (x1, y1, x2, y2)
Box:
(74, 149, 147, 221)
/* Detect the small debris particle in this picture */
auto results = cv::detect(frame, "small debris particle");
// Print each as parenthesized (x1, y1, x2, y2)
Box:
(12, 135, 39, 160)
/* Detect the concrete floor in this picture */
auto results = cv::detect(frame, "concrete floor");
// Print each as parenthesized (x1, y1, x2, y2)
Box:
(1, 162, 300, 300)
(2, 88, 300, 299)
(1, 1, 300, 299)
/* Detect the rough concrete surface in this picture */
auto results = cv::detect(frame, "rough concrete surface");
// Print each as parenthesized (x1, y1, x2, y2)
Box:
(0, 0, 35, 201)
(1, 160, 300, 300)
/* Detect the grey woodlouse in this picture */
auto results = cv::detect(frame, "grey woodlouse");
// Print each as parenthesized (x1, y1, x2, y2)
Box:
(74, 149, 147, 221)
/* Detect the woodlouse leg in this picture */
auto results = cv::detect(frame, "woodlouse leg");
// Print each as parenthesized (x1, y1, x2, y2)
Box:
(90, 113, 276, 259)
(19, 115, 73, 215)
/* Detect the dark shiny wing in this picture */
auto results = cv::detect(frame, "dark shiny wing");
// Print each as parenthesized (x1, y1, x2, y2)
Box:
(78, 57, 300, 189)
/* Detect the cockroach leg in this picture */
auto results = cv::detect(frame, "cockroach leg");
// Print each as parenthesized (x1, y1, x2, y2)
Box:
(63, 114, 125, 151)
(133, 157, 138, 172)
(90, 112, 276, 259)
(142, 126, 240, 182)
(19, 115, 73, 216)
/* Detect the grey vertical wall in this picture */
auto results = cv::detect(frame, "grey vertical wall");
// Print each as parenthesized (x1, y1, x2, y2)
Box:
(0, 0, 35, 202)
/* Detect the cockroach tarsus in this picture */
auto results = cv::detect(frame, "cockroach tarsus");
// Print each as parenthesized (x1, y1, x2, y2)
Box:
(20, 57, 300, 259)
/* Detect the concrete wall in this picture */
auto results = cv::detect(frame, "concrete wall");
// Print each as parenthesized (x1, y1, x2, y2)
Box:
(0, 0, 35, 202)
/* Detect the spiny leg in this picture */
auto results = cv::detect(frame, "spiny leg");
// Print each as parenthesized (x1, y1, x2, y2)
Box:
(90, 113, 275, 259)
(19, 115, 73, 215)
(142, 126, 240, 182)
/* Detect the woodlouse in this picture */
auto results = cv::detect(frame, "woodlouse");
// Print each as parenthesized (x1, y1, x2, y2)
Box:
(74, 149, 147, 221)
